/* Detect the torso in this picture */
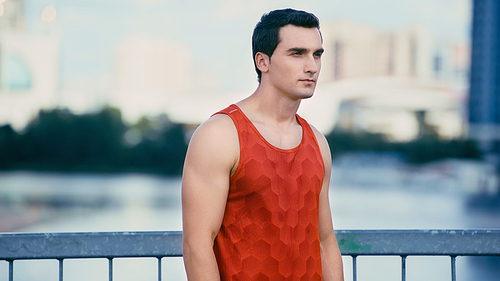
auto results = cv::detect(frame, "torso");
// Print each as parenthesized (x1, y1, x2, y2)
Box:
(213, 104, 325, 281)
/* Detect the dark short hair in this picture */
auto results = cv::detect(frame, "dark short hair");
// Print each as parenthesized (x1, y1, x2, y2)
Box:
(252, 8, 320, 82)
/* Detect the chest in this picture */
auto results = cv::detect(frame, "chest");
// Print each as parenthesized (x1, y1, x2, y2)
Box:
(252, 122, 303, 150)
(230, 125, 325, 198)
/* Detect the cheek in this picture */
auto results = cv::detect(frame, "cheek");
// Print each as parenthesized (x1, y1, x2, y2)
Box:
(273, 64, 292, 80)
(281, 62, 300, 77)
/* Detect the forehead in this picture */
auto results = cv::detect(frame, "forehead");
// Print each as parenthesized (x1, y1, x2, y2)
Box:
(277, 25, 322, 50)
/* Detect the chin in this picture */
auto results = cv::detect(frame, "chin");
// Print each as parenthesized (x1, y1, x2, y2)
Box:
(299, 90, 315, 99)
(289, 87, 315, 100)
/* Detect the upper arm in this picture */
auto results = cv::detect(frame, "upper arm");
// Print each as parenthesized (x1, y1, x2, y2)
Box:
(312, 127, 344, 281)
(182, 114, 239, 243)
(311, 126, 335, 241)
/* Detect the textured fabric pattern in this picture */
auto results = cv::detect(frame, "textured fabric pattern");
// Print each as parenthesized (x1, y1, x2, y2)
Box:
(213, 104, 325, 281)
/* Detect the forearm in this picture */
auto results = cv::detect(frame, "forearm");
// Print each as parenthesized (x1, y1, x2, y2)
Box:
(183, 240, 221, 281)
(320, 236, 344, 281)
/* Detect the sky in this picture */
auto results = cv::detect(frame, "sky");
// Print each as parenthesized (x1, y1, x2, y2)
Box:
(23, 0, 472, 92)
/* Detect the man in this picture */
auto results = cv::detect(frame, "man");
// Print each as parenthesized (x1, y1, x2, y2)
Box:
(182, 8, 344, 281)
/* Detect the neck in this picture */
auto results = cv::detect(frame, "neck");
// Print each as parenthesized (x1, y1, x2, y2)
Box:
(239, 83, 301, 124)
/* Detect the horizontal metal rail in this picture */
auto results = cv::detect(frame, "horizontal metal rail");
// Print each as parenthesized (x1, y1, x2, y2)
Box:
(1, 230, 499, 281)
(0, 231, 183, 260)
(1, 230, 500, 260)
(335, 229, 500, 256)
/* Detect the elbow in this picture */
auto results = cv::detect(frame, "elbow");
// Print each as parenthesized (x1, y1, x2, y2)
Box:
(182, 233, 215, 262)
(182, 238, 191, 260)
(182, 234, 221, 280)
(182, 236, 199, 276)
(182, 236, 200, 262)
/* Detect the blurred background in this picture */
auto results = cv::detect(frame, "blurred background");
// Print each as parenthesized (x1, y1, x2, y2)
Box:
(1, 0, 500, 280)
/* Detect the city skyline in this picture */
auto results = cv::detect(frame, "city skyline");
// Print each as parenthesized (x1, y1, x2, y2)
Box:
(0, 0, 472, 132)
(22, 0, 471, 88)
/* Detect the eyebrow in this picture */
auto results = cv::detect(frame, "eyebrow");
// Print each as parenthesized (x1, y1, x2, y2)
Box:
(287, 48, 325, 54)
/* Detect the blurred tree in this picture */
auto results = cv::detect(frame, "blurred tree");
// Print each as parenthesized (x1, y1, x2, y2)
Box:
(0, 125, 21, 168)
(326, 129, 481, 163)
(403, 137, 481, 164)
(0, 106, 481, 175)
(1, 107, 188, 175)
(326, 130, 391, 156)
(19, 107, 127, 171)
(126, 115, 187, 175)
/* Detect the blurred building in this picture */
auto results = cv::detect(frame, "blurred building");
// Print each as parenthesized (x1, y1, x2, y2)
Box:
(300, 20, 468, 140)
(440, 42, 470, 88)
(320, 19, 469, 85)
(110, 35, 193, 122)
(298, 77, 465, 140)
(0, 0, 24, 32)
(468, 0, 500, 157)
(0, 0, 60, 131)
(320, 20, 435, 82)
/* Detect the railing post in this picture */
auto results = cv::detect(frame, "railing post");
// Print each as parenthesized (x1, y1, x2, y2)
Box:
(401, 256, 407, 281)
(157, 257, 162, 281)
(451, 256, 457, 281)
(58, 259, 64, 281)
(352, 255, 357, 281)
(8, 260, 13, 281)
(108, 258, 113, 281)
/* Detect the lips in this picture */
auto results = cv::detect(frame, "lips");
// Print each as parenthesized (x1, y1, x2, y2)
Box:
(299, 78, 316, 83)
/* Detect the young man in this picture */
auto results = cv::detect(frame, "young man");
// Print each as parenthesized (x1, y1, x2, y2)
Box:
(182, 8, 344, 281)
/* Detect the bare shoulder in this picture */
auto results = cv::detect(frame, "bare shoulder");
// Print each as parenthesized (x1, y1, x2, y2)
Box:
(192, 113, 236, 136)
(189, 113, 238, 150)
(185, 113, 239, 174)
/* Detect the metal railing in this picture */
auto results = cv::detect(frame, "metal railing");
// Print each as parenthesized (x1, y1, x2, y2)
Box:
(1, 230, 499, 281)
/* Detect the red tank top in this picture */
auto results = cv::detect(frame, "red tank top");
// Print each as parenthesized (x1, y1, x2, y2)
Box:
(213, 104, 325, 281)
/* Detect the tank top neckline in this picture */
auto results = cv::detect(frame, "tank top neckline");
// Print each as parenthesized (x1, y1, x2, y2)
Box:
(230, 104, 306, 153)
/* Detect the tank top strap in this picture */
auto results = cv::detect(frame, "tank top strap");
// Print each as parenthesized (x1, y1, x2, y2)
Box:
(296, 114, 318, 144)
(212, 104, 241, 118)
(212, 104, 249, 133)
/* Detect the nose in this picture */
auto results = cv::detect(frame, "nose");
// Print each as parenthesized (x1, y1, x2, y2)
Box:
(304, 55, 320, 74)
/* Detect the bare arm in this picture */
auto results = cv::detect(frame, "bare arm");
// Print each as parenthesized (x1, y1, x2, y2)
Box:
(181, 115, 239, 281)
(313, 127, 344, 281)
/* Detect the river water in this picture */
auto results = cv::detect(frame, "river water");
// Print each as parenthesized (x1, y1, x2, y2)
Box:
(1, 155, 499, 281)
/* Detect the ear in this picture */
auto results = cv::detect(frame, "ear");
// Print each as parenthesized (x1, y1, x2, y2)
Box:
(255, 52, 270, 74)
